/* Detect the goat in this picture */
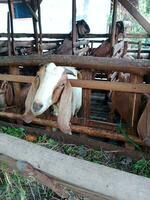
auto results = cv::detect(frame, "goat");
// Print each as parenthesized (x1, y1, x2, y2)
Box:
(110, 73, 132, 123)
(22, 63, 82, 134)
(90, 21, 124, 57)
(55, 19, 90, 55)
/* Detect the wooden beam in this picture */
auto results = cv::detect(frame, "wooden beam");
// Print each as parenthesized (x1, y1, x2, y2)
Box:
(0, 33, 149, 39)
(0, 112, 143, 144)
(118, 0, 150, 34)
(0, 133, 149, 200)
(0, 74, 149, 94)
(0, 55, 150, 75)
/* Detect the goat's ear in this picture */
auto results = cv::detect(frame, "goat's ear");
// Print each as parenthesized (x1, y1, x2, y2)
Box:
(22, 76, 39, 123)
(57, 78, 72, 134)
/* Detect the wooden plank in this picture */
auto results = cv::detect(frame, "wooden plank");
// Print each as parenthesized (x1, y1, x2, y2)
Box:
(0, 74, 149, 94)
(0, 133, 149, 200)
(0, 55, 150, 75)
(118, 0, 150, 34)
(70, 80, 150, 94)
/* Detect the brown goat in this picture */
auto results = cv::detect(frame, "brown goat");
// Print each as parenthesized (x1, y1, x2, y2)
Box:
(90, 21, 124, 57)
(110, 73, 132, 123)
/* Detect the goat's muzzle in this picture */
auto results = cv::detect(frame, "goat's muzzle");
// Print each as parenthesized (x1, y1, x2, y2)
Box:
(32, 101, 43, 112)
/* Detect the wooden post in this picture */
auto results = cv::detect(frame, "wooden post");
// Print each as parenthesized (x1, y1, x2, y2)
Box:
(72, 0, 77, 55)
(81, 70, 92, 125)
(129, 75, 143, 130)
(111, 0, 118, 56)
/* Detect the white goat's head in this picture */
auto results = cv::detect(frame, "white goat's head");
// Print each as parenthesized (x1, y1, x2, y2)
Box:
(23, 63, 75, 134)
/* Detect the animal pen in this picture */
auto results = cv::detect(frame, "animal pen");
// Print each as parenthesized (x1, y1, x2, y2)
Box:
(0, 0, 150, 199)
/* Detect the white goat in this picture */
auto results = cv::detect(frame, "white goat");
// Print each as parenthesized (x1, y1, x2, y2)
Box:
(22, 63, 82, 134)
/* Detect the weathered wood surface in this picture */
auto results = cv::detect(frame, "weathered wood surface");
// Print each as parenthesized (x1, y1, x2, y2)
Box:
(0, 74, 149, 94)
(0, 133, 149, 200)
(0, 55, 150, 75)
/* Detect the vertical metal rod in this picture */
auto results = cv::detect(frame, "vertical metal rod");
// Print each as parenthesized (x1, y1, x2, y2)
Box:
(31, 0, 39, 53)
(111, 0, 118, 56)
(72, 0, 77, 55)
(8, 0, 15, 55)
(37, 0, 43, 54)
(7, 12, 11, 56)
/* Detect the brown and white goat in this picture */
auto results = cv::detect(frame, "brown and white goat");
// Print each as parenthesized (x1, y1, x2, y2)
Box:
(22, 63, 82, 134)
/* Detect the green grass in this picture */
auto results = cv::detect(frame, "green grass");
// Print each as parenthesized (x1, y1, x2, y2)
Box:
(0, 125, 149, 199)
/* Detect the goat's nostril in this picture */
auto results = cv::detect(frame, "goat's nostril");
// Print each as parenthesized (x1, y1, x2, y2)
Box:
(33, 102, 43, 112)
